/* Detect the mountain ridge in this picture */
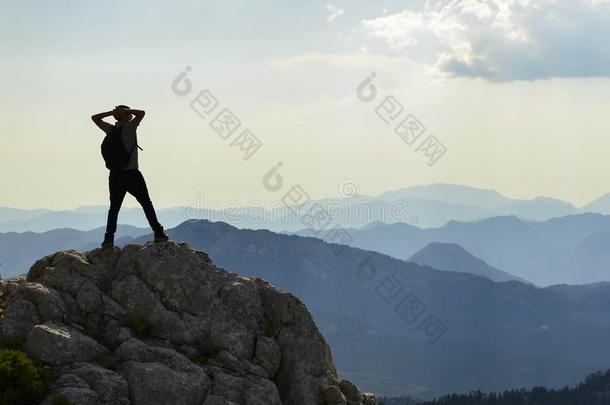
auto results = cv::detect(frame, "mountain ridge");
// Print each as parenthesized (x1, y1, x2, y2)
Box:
(294, 212, 610, 286)
(3, 183, 608, 233)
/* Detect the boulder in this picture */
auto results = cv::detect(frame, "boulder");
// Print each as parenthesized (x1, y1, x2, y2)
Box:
(26, 322, 105, 365)
(0, 242, 377, 405)
(340, 379, 362, 403)
(254, 335, 281, 378)
(121, 361, 209, 405)
(203, 394, 240, 405)
(47, 362, 130, 405)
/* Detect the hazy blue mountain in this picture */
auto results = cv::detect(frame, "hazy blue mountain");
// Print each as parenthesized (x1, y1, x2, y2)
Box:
(0, 198, 485, 232)
(546, 280, 610, 299)
(359, 221, 387, 230)
(130, 220, 610, 398)
(562, 233, 610, 284)
(377, 183, 515, 210)
(0, 207, 190, 233)
(0, 211, 109, 233)
(408, 242, 527, 283)
(72, 205, 113, 215)
(0, 207, 50, 223)
(378, 184, 578, 221)
(0, 225, 148, 278)
(0, 184, 591, 233)
(581, 192, 610, 214)
(295, 213, 610, 286)
(379, 197, 489, 228)
(490, 196, 578, 221)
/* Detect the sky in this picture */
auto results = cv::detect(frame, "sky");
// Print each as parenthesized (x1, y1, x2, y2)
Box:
(1, 0, 610, 210)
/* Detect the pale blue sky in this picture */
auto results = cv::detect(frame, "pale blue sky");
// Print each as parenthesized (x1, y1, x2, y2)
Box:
(2, 0, 610, 209)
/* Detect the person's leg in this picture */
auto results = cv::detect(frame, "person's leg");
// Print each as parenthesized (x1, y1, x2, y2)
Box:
(126, 170, 165, 237)
(104, 172, 127, 245)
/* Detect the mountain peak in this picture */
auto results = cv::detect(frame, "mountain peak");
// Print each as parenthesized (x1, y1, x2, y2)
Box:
(421, 242, 464, 251)
(582, 191, 610, 214)
(0, 242, 377, 405)
(409, 242, 527, 283)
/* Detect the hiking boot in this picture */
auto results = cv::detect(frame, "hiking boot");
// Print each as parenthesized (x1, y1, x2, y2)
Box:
(154, 228, 169, 243)
(101, 233, 114, 248)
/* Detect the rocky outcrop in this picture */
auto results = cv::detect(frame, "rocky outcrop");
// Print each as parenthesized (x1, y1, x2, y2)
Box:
(0, 242, 377, 405)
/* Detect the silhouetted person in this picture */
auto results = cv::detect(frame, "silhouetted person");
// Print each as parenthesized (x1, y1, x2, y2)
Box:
(92, 105, 169, 248)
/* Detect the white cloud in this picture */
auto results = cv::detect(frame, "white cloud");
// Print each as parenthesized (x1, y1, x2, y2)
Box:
(361, 0, 610, 81)
(326, 3, 345, 23)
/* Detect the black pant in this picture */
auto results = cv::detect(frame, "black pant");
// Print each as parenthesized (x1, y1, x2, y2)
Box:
(105, 169, 163, 236)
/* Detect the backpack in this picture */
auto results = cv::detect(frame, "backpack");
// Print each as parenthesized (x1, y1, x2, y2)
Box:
(100, 124, 141, 171)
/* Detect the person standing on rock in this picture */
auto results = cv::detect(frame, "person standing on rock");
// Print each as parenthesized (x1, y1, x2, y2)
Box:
(91, 105, 169, 248)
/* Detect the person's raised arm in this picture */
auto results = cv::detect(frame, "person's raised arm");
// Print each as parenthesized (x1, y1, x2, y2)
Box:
(125, 108, 145, 126)
(91, 110, 115, 131)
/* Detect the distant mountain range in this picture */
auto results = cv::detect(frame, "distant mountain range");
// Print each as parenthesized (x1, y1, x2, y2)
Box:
(4, 183, 610, 232)
(3, 219, 610, 398)
(294, 213, 610, 286)
(378, 184, 579, 220)
(0, 225, 148, 278)
(0, 206, 188, 233)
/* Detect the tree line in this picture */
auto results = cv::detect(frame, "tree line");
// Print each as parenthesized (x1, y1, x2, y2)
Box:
(381, 370, 610, 405)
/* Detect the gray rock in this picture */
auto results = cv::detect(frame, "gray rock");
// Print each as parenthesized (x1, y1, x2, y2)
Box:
(0, 294, 41, 340)
(242, 374, 282, 405)
(76, 281, 103, 313)
(1, 242, 376, 405)
(47, 362, 130, 405)
(47, 387, 99, 405)
(13, 281, 67, 322)
(254, 335, 281, 378)
(69, 362, 130, 404)
(362, 393, 379, 405)
(121, 360, 210, 405)
(101, 294, 127, 319)
(26, 322, 105, 365)
(202, 394, 240, 405)
(27, 251, 95, 295)
(339, 378, 362, 402)
(322, 384, 348, 404)
(56, 372, 91, 389)
(115, 338, 203, 373)
(111, 274, 209, 345)
(207, 349, 267, 378)
(205, 367, 245, 403)
(252, 277, 340, 404)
